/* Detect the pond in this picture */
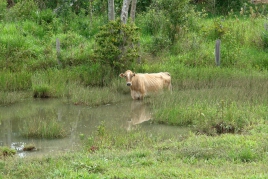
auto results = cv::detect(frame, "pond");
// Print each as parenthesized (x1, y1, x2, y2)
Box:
(0, 98, 189, 158)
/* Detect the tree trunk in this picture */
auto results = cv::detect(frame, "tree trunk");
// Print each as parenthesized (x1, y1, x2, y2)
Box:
(89, 0, 93, 26)
(121, 0, 131, 24)
(7, 0, 14, 8)
(108, 0, 115, 21)
(130, 0, 137, 22)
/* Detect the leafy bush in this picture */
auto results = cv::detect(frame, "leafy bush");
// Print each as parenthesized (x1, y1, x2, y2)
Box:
(149, 0, 195, 43)
(34, 8, 55, 24)
(201, 18, 228, 40)
(0, 0, 6, 20)
(137, 10, 168, 36)
(150, 34, 172, 55)
(6, 0, 39, 21)
(202, 0, 249, 16)
(94, 19, 140, 77)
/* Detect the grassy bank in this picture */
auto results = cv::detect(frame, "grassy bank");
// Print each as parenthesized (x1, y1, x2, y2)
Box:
(1, 126, 268, 178)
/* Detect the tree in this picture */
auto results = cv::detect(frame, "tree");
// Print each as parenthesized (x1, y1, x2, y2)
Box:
(7, 0, 14, 8)
(108, 0, 115, 21)
(120, 0, 131, 24)
(94, 19, 140, 78)
(130, 0, 137, 22)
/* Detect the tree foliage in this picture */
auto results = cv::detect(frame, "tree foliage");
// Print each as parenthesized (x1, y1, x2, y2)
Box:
(94, 19, 140, 76)
(148, 0, 195, 44)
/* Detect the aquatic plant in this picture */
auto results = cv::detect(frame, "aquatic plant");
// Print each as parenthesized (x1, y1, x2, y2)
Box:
(32, 85, 51, 98)
(20, 117, 68, 139)
(23, 143, 36, 151)
(0, 146, 16, 159)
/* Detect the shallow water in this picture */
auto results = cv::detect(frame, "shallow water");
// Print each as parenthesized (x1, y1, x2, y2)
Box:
(0, 99, 189, 158)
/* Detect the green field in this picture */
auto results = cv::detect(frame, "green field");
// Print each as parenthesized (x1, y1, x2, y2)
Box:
(1, 0, 268, 178)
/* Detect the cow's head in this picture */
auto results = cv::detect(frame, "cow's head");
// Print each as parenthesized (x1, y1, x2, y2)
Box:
(119, 70, 135, 86)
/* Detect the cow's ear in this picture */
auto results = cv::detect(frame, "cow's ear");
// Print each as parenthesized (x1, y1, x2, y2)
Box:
(119, 73, 124, 78)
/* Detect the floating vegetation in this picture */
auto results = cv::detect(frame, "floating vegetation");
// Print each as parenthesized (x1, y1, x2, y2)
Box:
(23, 144, 37, 151)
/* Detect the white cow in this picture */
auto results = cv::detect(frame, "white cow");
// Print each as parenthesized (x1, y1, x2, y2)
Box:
(119, 70, 172, 100)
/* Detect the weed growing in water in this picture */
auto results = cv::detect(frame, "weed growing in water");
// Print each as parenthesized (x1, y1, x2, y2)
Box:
(20, 117, 68, 139)
(0, 146, 16, 159)
(32, 85, 51, 98)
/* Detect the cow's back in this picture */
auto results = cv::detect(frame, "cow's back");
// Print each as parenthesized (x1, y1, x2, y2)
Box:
(139, 72, 171, 92)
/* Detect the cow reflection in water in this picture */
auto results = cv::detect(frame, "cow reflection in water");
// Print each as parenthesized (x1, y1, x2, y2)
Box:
(125, 101, 152, 131)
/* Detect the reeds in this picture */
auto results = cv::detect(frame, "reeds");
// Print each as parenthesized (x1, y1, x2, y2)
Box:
(147, 73, 268, 135)
(19, 116, 68, 139)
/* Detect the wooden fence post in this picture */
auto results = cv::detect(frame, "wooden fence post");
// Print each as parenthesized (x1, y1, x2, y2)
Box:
(56, 38, 62, 67)
(215, 39, 221, 66)
(264, 22, 268, 31)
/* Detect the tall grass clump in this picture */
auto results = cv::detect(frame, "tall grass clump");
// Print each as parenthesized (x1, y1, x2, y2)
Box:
(69, 85, 122, 106)
(20, 116, 68, 139)
(0, 91, 31, 105)
(31, 69, 75, 98)
(148, 72, 268, 135)
(0, 146, 16, 159)
(178, 133, 268, 162)
(0, 71, 32, 91)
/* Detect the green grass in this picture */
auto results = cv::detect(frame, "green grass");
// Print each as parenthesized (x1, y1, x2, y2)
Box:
(19, 116, 68, 139)
(146, 72, 268, 135)
(0, 147, 16, 160)
(1, 2, 268, 178)
(1, 127, 268, 178)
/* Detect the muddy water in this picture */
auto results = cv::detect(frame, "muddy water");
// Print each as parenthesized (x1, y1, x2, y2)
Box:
(0, 99, 189, 158)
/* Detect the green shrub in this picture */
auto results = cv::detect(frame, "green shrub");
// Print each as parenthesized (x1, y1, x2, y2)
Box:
(35, 8, 55, 24)
(201, 18, 228, 40)
(6, 0, 39, 21)
(149, 0, 195, 43)
(136, 10, 169, 36)
(21, 20, 46, 38)
(94, 19, 140, 76)
(150, 34, 172, 55)
(214, 0, 248, 15)
(0, 0, 6, 20)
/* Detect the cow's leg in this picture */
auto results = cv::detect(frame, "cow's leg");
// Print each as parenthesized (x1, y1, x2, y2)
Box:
(131, 90, 144, 100)
(131, 90, 136, 100)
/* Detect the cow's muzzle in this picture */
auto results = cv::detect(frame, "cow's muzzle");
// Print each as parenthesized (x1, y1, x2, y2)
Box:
(127, 82, 132, 86)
